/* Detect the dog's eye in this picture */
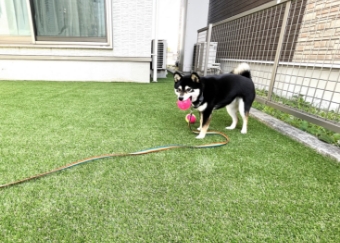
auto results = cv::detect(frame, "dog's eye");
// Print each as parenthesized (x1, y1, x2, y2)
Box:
(186, 88, 193, 92)
(176, 89, 180, 92)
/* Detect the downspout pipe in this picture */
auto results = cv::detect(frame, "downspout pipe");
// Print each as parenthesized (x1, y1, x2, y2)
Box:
(152, 0, 159, 82)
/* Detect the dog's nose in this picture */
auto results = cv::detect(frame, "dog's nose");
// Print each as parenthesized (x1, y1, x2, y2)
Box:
(179, 97, 184, 101)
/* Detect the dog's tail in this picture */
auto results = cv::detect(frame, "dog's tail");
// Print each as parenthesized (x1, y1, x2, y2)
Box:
(230, 63, 251, 79)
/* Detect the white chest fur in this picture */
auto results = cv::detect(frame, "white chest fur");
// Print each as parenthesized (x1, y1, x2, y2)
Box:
(196, 102, 207, 112)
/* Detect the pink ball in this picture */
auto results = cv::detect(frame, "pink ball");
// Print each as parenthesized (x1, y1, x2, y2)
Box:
(185, 114, 196, 124)
(177, 99, 191, 110)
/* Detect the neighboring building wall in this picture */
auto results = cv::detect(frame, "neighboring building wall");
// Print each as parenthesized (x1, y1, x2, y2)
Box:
(177, 0, 209, 73)
(0, 0, 153, 83)
(292, 0, 340, 64)
(209, 0, 307, 63)
(208, 0, 272, 24)
(208, 0, 340, 66)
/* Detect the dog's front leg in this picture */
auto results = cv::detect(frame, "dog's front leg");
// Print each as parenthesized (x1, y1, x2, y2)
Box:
(196, 110, 212, 139)
(197, 112, 203, 131)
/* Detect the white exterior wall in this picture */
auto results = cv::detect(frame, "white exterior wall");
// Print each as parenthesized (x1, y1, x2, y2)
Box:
(0, 60, 149, 82)
(178, 0, 209, 73)
(0, 0, 153, 83)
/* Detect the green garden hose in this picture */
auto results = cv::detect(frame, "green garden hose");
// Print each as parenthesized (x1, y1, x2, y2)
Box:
(0, 127, 229, 189)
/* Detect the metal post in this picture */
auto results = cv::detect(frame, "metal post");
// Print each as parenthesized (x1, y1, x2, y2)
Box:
(267, 1, 291, 100)
(203, 24, 212, 76)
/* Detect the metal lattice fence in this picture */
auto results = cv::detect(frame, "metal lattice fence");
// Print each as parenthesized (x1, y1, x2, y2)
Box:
(195, 0, 340, 133)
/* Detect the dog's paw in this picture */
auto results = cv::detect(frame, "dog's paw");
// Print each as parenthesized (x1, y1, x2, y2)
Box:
(195, 134, 205, 139)
(225, 125, 236, 130)
(241, 129, 247, 134)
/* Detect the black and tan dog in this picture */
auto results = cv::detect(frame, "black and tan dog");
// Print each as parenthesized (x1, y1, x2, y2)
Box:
(174, 63, 255, 139)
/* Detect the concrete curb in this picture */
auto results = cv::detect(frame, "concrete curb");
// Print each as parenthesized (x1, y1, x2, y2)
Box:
(251, 108, 340, 162)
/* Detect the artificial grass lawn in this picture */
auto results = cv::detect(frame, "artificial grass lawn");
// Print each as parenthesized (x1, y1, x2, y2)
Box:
(0, 77, 339, 242)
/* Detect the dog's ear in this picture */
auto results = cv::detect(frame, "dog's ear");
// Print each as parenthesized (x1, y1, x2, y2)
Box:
(174, 72, 182, 82)
(191, 72, 200, 83)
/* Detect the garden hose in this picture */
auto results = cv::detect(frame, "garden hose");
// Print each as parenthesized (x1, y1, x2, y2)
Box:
(0, 123, 229, 189)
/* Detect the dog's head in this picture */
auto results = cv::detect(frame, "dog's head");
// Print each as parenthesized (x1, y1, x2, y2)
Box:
(174, 72, 201, 102)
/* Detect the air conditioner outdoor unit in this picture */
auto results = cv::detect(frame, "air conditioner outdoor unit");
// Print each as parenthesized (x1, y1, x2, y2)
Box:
(151, 39, 168, 78)
(193, 44, 201, 71)
(193, 42, 220, 73)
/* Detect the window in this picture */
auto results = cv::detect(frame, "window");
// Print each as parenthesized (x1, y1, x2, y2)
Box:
(0, 0, 108, 44)
(31, 0, 107, 42)
(0, 0, 31, 42)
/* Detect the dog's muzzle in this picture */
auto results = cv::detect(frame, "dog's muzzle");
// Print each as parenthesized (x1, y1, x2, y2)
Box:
(178, 96, 191, 101)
